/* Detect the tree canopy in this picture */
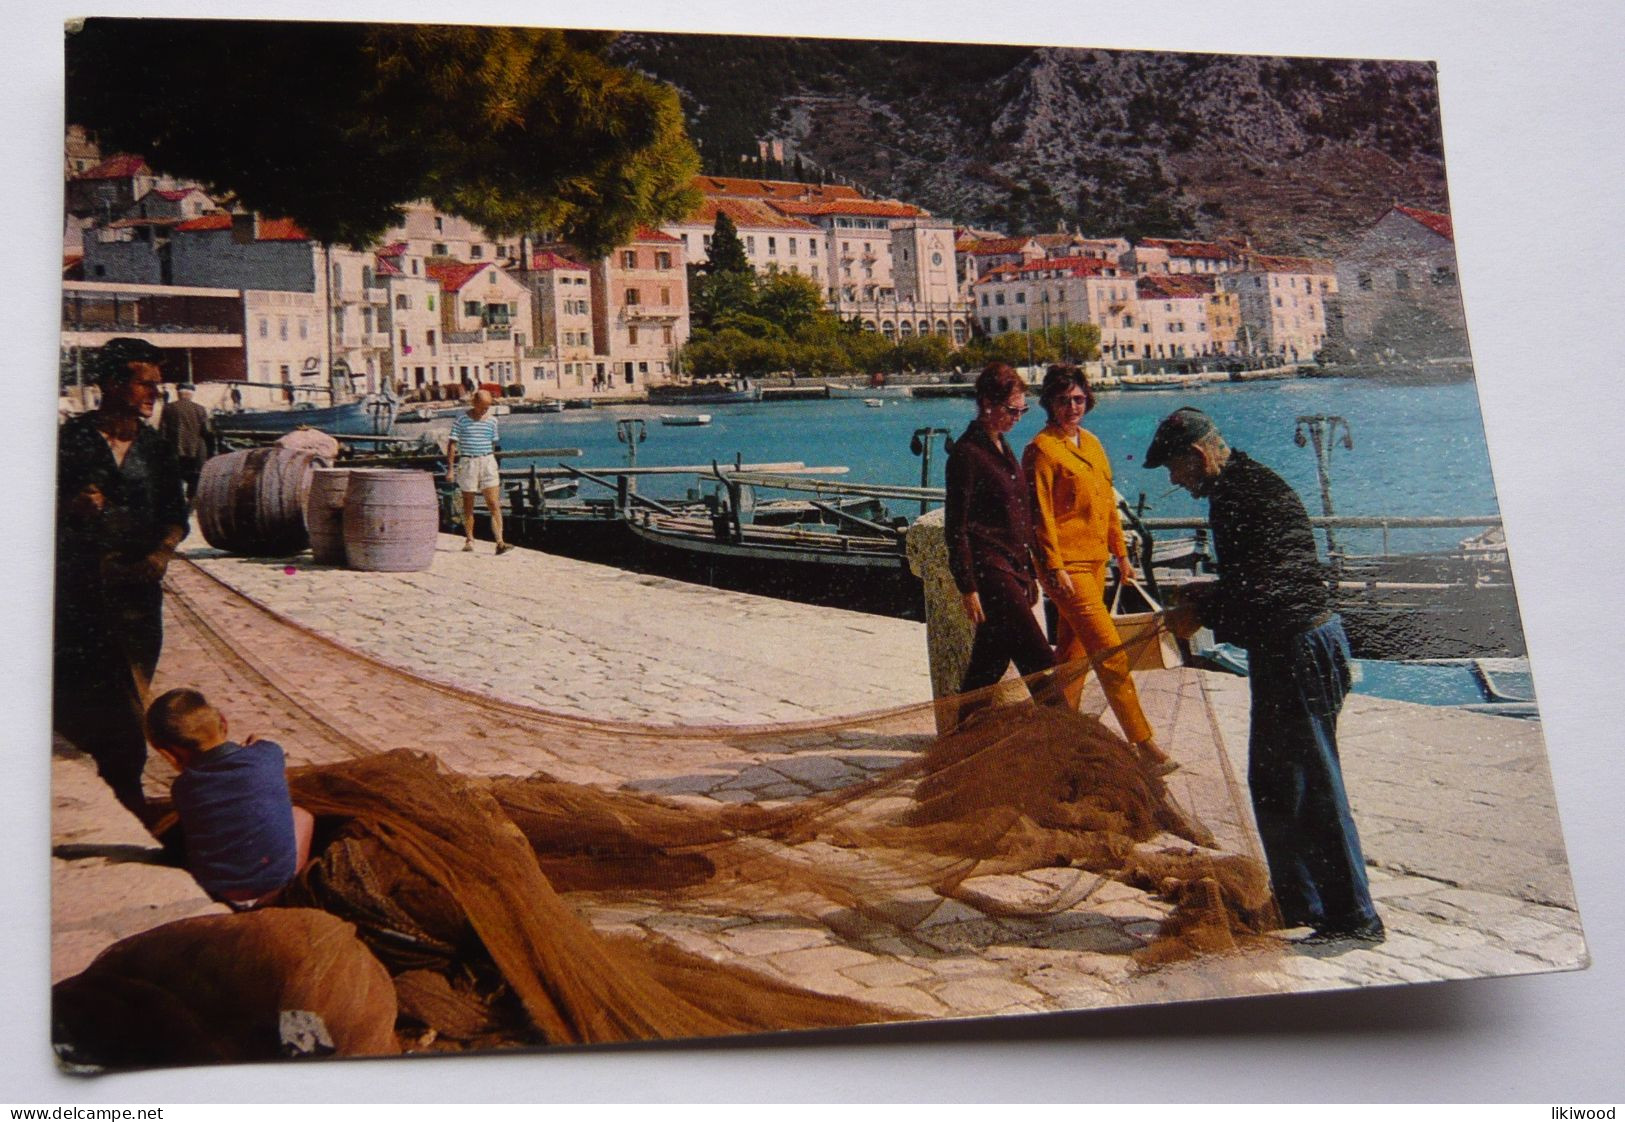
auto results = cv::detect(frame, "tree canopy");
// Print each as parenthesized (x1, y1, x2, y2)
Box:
(704, 211, 752, 276)
(66, 19, 701, 253)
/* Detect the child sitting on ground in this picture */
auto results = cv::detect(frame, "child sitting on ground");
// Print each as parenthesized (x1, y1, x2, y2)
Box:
(144, 688, 314, 908)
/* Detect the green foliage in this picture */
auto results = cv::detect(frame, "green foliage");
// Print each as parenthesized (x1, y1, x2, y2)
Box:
(705, 212, 752, 275)
(67, 20, 700, 253)
(753, 271, 825, 335)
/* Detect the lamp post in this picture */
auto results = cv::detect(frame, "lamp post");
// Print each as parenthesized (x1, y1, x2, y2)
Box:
(1294, 413, 1353, 557)
(910, 427, 952, 516)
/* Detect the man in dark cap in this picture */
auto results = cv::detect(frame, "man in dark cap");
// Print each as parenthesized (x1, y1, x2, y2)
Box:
(158, 380, 216, 506)
(1144, 406, 1383, 945)
(55, 337, 189, 819)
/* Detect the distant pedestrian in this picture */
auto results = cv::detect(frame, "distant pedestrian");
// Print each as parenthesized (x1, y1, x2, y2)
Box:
(1144, 406, 1383, 945)
(447, 389, 512, 555)
(944, 363, 1056, 714)
(55, 337, 189, 818)
(159, 381, 215, 506)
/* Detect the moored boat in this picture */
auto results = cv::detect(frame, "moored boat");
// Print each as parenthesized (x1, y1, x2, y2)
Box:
(658, 413, 712, 426)
(217, 393, 398, 436)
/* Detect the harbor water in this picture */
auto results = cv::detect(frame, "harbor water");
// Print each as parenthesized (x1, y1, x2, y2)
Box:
(489, 378, 1502, 556)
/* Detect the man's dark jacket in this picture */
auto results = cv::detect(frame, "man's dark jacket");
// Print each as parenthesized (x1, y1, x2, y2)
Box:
(1202, 451, 1331, 648)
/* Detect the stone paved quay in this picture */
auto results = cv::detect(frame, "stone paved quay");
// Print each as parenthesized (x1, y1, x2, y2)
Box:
(51, 531, 1588, 1030)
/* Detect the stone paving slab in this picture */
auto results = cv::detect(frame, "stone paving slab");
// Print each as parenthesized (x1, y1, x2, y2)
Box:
(48, 532, 1590, 1036)
(50, 739, 225, 983)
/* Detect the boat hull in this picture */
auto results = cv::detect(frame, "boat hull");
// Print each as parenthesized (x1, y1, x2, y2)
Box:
(220, 397, 396, 435)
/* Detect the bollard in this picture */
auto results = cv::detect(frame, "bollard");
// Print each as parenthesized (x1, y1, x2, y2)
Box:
(905, 509, 1045, 734)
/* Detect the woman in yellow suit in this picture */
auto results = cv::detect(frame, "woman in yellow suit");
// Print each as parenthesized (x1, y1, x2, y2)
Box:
(1022, 365, 1176, 774)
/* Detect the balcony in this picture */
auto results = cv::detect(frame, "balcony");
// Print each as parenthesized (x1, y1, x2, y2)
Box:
(619, 306, 681, 322)
(336, 286, 389, 305)
(446, 326, 513, 345)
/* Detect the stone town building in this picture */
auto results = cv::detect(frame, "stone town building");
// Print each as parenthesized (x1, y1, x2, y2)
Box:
(1330, 204, 1468, 361)
(585, 228, 689, 391)
(1219, 253, 1338, 361)
(385, 201, 517, 267)
(65, 125, 102, 178)
(75, 208, 391, 396)
(971, 256, 1134, 356)
(509, 250, 599, 398)
(61, 279, 248, 394)
(663, 197, 828, 285)
(65, 154, 162, 220)
(420, 259, 533, 393)
(762, 197, 925, 307)
(372, 244, 441, 394)
(1135, 237, 1238, 275)
(1134, 274, 1241, 360)
(955, 235, 1044, 292)
(690, 176, 970, 343)
(1040, 235, 1131, 264)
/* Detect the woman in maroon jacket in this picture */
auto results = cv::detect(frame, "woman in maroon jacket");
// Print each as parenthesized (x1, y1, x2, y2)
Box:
(945, 363, 1056, 701)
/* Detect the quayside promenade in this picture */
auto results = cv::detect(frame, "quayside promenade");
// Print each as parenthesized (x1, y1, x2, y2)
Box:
(52, 532, 1586, 1027)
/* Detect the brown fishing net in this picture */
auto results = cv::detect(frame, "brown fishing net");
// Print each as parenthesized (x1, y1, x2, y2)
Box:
(58, 560, 1283, 1062)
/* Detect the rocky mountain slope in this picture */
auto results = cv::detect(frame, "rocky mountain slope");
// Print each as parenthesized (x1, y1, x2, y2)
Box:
(611, 34, 1450, 256)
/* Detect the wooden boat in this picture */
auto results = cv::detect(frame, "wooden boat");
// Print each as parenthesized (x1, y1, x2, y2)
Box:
(218, 394, 398, 436)
(863, 398, 884, 408)
(658, 413, 712, 426)
(1116, 374, 1209, 393)
(623, 508, 920, 620)
(826, 382, 913, 399)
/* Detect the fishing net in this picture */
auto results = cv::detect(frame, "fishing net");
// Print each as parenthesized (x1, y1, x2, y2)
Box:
(58, 559, 1281, 1061)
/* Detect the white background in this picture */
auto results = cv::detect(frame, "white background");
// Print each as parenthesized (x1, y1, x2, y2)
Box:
(4, 0, 1622, 1104)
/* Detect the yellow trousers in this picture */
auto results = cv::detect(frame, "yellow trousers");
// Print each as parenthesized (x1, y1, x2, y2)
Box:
(1050, 561, 1154, 745)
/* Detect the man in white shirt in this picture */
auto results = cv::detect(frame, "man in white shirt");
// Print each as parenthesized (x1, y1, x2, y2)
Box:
(446, 390, 513, 555)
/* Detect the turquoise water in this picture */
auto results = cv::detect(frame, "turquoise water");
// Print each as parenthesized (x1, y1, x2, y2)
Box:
(498, 379, 1502, 555)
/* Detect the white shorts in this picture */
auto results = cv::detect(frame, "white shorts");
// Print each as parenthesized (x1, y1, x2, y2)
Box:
(455, 453, 499, 492)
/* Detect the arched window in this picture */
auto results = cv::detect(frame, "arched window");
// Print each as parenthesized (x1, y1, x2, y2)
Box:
(899, 322, 914, 338)
(881, 320, 896, 339)
(935, 320, 949, 336)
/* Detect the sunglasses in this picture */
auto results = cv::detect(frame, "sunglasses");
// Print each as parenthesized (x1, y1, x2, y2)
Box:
(999, 402, 1029, 418)
(1058, 394, 1089, 407)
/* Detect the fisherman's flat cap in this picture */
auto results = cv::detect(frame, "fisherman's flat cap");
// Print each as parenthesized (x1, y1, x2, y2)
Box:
(1143, 406, 1217, 469)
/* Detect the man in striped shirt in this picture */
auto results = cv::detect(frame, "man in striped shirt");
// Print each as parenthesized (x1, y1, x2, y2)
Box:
(447, 390, 513, 555)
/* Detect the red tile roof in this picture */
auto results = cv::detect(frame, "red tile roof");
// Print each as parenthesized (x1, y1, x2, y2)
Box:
(1139, 237, 1233, 259)
(172, 212, 312, 241)
(1244, 252, 1335, 274)
(108, 215, 186, 229)
(983, 255, 1118, 281)
(957, 236, 1038, 256)
(693, 175, 865, 202)
(1137, 274, 1218, 298)
(154, 187, 207, 202)
(76, 153, 150, 180)
(373, 253, 404, 277)
(424, 260, 489, 292)
(377, 241, 408, 257)
(769, 198, 926, 220)
(632, 226, 681, 244)
(1393, 204, 1454, 241)
(678, 196, 822, 232)
(527, 250, 589, 272)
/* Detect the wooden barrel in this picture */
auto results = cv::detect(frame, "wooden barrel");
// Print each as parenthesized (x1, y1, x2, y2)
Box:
(197, 447, 330, 557)
(342, 469, 438, 572)
(303, 468, 353, 566)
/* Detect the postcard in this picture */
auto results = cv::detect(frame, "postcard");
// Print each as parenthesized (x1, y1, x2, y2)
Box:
(47, 14, 1588, 1077)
